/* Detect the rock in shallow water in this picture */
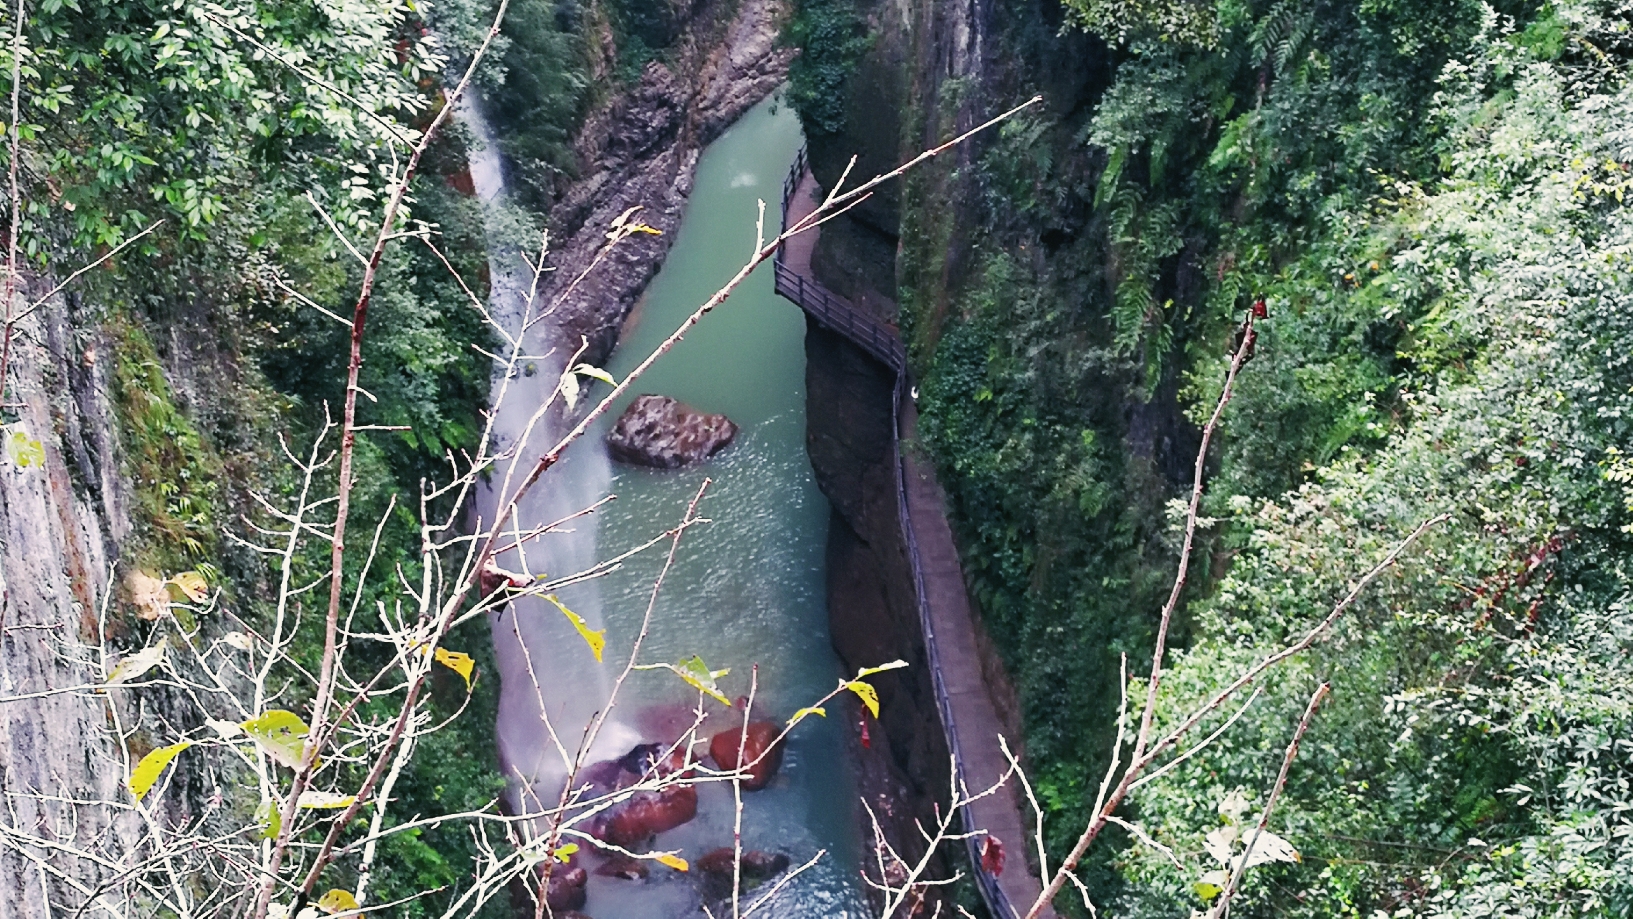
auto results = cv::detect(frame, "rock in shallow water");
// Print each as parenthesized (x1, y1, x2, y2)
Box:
(606, 394, 739, 469)
(699, 847, 792, 898)
(708, 721, 784, 791)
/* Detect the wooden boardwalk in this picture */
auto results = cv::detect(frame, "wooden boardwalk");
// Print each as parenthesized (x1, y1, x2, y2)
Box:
(778, 156, 1053, 919)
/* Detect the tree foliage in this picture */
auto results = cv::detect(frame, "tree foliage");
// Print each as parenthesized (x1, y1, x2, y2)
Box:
(1123, 8, 1633, 915)
(873, 0, 1633, 914)
(0, 0, 438, 253)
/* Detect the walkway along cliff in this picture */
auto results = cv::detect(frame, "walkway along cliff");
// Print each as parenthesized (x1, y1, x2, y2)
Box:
(779, 153, 1055, 919)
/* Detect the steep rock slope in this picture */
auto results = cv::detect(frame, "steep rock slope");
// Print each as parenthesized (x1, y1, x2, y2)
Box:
(1, 284, 172, 916)
(533, 0, 795, 361)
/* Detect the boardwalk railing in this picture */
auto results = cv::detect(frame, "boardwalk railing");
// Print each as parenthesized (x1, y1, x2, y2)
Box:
(776, 149, 1021, 919)
(772, 262, 905, 371)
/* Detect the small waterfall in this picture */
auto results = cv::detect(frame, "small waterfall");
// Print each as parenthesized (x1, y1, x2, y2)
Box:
(460, 96, 638, 815)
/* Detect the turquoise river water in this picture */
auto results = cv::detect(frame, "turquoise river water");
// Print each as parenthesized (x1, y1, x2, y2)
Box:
(481, 94, 868, 917)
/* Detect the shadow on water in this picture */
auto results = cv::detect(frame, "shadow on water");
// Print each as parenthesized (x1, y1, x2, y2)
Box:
(477, 91, 868, 918)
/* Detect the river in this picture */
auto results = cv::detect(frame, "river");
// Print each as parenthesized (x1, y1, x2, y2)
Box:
(476, 94, 868, 917)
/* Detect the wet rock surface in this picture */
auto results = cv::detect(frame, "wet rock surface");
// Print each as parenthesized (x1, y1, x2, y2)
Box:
(708, 721, 785, 791)
(606, 395, 739, 469)
(546, 866, 589, 911)
(699, 847, 792, 898)
(595, 853, 651, 880)
(593, 784, 700, 847)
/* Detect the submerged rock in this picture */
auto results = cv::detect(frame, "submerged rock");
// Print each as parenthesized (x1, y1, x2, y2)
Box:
(606, 395, 739, 469)
(595, 853, 651, 880)
(699, 847, 792, 898)
(708, 721, 784, 791)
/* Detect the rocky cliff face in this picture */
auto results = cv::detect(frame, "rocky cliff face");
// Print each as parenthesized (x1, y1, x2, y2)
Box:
(802, 323, 955, 888)
(1, 282, 147, 917)
(535, 0, 795, 362)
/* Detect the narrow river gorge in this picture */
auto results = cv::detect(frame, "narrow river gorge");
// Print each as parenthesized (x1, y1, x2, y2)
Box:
(476, 95, 869, 917)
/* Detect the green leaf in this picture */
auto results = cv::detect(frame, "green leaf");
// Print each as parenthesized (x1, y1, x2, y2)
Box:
(106, 645, 166, 685)
(545, 594, 605, 662)
(845, 680, 880, 718)
(241, 710, 311, 770)
(129, 741, 192, 801)
(638, 655, 731, 705)
(3, 427, 45, 468)
(1194, 868, 1228, 901)
(254, 798, 281, 840)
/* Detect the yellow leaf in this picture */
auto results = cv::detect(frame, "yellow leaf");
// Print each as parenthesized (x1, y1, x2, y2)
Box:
(846, 681, 880, 719)
(3, 427, 45, 468)
(546, 594, 605, 662)
(654, 852, 688, 872)
(128, 741, 192, 802)
(223, 631, 254, 650)
(433, 648, 475, 690)
(314, 888, 361, 915)
(127, 570, 170, 621)
(573, 363, 615, 385)
(241, 710, 311, 770)
(554, 842, 579, 862)
(856, 660, 908, 678)
(107, 645, 166, 685)
(168, 571, 208, 602)
(787, 706, 827, 726)
(297, 790, 356, 809)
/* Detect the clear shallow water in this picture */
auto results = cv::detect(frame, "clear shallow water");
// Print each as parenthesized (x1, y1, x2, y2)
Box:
(485, 95, 867, 917)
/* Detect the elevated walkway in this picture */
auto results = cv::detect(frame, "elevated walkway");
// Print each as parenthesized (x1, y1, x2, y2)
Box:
(776, 150, 1053, 919)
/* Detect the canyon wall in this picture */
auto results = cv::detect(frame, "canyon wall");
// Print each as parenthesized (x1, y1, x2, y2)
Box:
(533, 0, 795, 363)
(0, 281, 228, 917)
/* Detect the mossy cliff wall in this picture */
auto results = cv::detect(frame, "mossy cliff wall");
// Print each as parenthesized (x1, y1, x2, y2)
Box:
(0, 280, 253, 915)
(793, 0, 1208, 888)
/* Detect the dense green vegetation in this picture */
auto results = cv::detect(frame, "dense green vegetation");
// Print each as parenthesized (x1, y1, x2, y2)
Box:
(0, 0, 526, 912)
(1121, 8, 1633, 915)
(792, 0, 1633, 915)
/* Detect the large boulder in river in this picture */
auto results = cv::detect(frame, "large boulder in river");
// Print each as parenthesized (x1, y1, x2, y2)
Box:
(709, 721, 784, 791)
(607, 395, 738, 469)
(591, 784, 699, 847)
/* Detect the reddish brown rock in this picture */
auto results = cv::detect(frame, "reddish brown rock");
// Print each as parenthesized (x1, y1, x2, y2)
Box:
(606, 395, 738, 469)
(708, 721, 784, 791)
(545, 866, 588, 912)
(594, 784, 699, 847)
